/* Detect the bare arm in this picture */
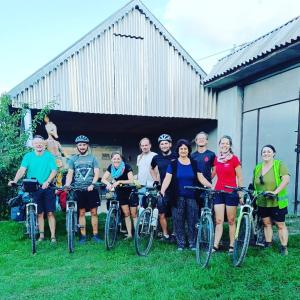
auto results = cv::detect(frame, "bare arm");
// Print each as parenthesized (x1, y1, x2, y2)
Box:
(273, 175, 290, 195)
(235, 165, 243, 201)
(8, 167, 27, 185)
(65, 169, 74, 186)
(211, 166, 216, 179)
(150, 166, 160, 182)
(87, 168, 100, 191)
(42, 169, 57, 189)
(160, 173, 172, 196)
(197, 172, 213, 188)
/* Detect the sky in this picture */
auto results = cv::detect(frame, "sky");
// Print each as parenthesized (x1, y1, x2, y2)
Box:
(0, 0, 300, 94)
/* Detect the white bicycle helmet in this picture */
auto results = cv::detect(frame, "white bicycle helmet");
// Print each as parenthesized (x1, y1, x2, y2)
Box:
(158, 134, 172, 144)
(75, 135, 90, 144)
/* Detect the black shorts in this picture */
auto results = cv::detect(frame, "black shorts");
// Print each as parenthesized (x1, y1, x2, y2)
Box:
(117, 189, 138, 207)
(32, 188, 56, 214)
(74, 190, 100, 211)
(258, 206, 288, 222)
(213, 192, 239, 207)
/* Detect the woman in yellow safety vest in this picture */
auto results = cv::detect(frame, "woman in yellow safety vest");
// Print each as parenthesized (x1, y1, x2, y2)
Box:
(253, 145, 290, 255)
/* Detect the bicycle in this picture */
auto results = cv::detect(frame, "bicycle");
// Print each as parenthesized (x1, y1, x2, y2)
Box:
(62, 183, 104, 253)
(133, 186, 159, 256)
(9, 179, 40, 254)
(184, 186, 224, 268)
(225, 186, 275, 267)
(104, 184, 137, 250)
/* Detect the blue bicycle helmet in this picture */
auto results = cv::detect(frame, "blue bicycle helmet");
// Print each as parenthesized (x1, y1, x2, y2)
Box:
(75, 135, 90, 144)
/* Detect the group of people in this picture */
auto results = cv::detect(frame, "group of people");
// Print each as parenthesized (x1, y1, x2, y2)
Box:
(8, 130, 290, 255)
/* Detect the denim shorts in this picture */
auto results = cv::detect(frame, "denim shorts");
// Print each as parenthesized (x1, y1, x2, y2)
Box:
(213, 192, 239, 207)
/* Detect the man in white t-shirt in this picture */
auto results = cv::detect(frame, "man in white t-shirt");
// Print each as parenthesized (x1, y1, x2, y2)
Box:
(137, 137, 157, 187)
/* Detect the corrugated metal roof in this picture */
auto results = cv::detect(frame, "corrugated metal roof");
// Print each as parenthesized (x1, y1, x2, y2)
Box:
(9, 0, 216, 119)
(205, 15, 300, 84)
(9, 0, 206, 98)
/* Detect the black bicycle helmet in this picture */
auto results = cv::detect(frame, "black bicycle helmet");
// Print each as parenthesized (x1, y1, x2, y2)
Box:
(75, 135, 90, 144)
(158, 134, 172, 144)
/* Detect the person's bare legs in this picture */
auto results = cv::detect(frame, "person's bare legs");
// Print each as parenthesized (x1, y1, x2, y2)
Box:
(47, 212, 56, 240)
(90, 208, 98, 235)
(78, 208, 86, 236)
(214, 204, 225, 248)
(38, 213, 45, 240)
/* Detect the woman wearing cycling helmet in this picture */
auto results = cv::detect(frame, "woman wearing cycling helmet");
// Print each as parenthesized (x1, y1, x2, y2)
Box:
(160, 139, 212, 251)
(101, 152, 136, 239)
(213, 135, 243, 253)
(253, 145, 290, 255)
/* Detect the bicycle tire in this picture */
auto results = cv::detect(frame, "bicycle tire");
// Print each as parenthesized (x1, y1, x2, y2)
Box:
(67, 209, 75, 253)
(105, 206, 118, 250)
(29, 209, 36, 254)
(196, 213, 214, 268)
(134, 208, 154, 256)
(232, 214, 251, 267)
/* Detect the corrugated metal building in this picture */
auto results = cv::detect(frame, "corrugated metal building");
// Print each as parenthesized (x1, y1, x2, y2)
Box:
(9, 0, 217, 173)
(205, 16, 300, 214)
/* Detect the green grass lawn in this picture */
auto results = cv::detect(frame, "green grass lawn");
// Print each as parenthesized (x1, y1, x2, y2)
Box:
(0, 213, 299, 300)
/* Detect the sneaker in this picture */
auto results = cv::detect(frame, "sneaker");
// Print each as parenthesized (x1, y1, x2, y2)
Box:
(279, 245, 288, 256)
(177, 247, 184, 251)
(50, 237, 57, 244)
(79, 235, 87, 244)
(264, 242, 272, 249)
(228, 246, 234, 254)
(160, 234, 170, 242)
(189, 246, 196, 251)
(123, 235, 132, 241)
(91, 234, 103, 243)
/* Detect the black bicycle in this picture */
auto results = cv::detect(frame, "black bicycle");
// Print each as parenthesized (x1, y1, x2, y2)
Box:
(9, 179, 40, 254)
(225, 186, 275, 267)
(184, 186, 225, 268)
(134, 186, 159, 256)
(104, 184, 137, 250)
(62, 183, 103, 253)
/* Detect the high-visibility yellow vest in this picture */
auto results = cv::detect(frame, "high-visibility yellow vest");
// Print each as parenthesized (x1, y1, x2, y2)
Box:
(254, 160, 288, 209)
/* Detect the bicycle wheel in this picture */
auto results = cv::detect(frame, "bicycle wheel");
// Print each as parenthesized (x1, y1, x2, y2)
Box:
(66, 208, 75, 253)
(134, 208, 154, 256)
(105, 206, 118, 250)
(233, 214, 251, 267)
(196, 213, 214, 268)
(28, 209, 37, 254)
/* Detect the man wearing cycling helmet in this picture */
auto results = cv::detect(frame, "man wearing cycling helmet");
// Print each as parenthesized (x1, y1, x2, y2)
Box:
(65, 135, 101, 244)
(150, 134, 176, 241)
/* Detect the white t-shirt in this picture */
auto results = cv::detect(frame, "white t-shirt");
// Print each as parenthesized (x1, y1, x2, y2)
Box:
(137, 151, 157, 186)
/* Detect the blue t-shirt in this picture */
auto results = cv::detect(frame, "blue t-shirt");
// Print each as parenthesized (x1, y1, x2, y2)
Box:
(167, 160, 195, 198)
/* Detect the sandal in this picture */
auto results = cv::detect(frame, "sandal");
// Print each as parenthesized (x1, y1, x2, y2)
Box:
(50, 237, 57, 244)
(228, 246, 234, 253)
(123, 235, 132, 241)
(37, 237, 44, 242)
(212, 246, 219, 253)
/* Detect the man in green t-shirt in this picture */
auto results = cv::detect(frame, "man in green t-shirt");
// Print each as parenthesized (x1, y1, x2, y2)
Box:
(9, 135, 57, 242)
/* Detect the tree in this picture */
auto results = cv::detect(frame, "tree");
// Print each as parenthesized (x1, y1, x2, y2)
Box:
(0, 94, 54, 219)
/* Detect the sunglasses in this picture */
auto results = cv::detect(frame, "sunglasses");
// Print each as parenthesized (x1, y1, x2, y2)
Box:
(259, 175, 265, 185)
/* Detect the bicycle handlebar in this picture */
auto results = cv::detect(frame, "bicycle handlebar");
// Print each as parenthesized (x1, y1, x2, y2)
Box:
(184, 186, 230, 194)
(224, 185, 276, 199)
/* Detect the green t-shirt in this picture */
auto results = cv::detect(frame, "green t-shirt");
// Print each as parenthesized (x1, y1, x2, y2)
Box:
(254, 162, 289, 207)
(21, 151, 57, 184)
